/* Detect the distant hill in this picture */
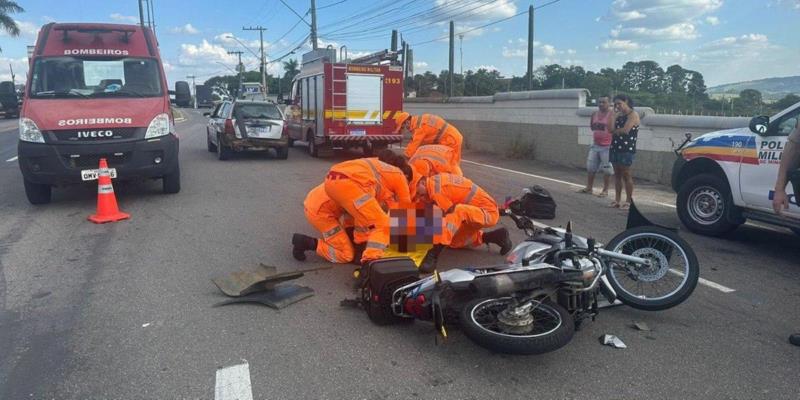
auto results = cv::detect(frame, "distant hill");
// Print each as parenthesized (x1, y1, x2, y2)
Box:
(708, 76, 800, 101)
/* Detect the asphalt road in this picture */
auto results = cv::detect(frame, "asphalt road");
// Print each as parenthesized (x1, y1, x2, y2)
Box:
(1, 110, 798, 400)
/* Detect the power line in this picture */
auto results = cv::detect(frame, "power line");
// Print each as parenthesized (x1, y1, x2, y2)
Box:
(277, 0, 312, 26)
(318, 0, 349, 10)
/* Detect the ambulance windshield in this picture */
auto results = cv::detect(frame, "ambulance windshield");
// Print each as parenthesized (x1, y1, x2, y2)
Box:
(29, 57, 163, 99)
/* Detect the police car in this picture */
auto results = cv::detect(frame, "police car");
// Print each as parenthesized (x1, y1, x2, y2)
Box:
(672, 101, 800, 236)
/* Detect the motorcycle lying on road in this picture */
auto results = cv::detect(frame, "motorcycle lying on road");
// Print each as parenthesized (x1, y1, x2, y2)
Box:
(357, 188, 700, 355)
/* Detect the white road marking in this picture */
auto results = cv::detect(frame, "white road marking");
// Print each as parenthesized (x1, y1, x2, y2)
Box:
(470, 160, 737, 294)
(215, 362, 253, 400)
(6, 156, 17, 162)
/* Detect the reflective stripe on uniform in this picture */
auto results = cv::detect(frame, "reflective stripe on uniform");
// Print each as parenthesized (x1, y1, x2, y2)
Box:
(98, 184, 114, 194)
(322, 226, 342, 239)
(328, 245, 337, 263)
(446, 222, 458, 234)
(482, 209, 490, 225)
(415, 115, 424, 129)
(411, 154, 447, 166)
(363, 159, 383, 199)
(366, 241, 387, 250)
(464, 184, 478, 204)
(433, 175, 441, 193)
(433, 123, 449, 144)
(354, 193, 372, 208)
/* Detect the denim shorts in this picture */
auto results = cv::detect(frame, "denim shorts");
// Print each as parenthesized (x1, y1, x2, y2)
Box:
(587, 145, 613, 174)
(609, 151, 635, 167)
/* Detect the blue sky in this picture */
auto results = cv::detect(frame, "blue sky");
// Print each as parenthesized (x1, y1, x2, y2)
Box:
(1, 0, 799, 87)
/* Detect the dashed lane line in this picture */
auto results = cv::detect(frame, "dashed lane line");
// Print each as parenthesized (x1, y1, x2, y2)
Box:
(475, 161, 738, 294)
(215, 361, 253, 400)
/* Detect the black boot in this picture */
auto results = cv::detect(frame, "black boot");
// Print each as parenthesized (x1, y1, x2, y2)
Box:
(482, 227, 513, 255)
(790, 334, 800, 346)
(419, 245, 445, 274)
(292, 233, 317, 261)
(350, 242, 366, 266)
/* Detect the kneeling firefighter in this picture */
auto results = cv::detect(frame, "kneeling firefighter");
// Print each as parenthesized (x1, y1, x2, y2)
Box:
(316, 152, 414, 265)
(292, 184, 356, 263)
(394, 112, 464, 176)
(408, 144, 462, 178)
(416, 173, 512, 273)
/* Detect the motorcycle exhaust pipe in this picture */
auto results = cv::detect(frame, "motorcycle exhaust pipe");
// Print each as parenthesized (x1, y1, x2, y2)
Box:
(469, 269, 583, 298)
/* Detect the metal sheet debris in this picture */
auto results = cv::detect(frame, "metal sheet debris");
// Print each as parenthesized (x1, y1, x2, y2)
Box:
(600, 334, 627, 349)
(632, 321, 651, 331)
(212, 264, 330, 297)
(214, 284, 315, 309)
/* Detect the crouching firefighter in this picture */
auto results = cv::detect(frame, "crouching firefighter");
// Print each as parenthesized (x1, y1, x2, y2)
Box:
(292, 184, 356, 263)
(394, 112, 464, 176)
(320, 153, 414, 265)
(408, 144, 462, 178)
(415, 173, 512, 273)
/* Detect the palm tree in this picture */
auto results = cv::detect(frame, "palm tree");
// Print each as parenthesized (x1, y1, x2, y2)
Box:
(0, 1, 25, 53)
(282, 59, 299, 80)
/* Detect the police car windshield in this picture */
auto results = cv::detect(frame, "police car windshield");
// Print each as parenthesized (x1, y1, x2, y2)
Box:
(30, 57, 163, 99)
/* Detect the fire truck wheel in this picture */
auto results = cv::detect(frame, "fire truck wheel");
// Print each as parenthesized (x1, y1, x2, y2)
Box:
(307, 131, 319, 158)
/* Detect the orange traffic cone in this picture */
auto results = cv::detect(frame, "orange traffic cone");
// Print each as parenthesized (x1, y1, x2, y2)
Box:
(88, 158, 130, 224)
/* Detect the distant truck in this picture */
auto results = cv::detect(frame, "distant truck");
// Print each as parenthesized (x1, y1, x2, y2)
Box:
(18, 22, 180, 204)
(0, 81, 19, 118)
(672, 101, 800, 236)
(195, 84, 214, 108)
(175, 81, 191, 107)
(285, 48, 404, 157)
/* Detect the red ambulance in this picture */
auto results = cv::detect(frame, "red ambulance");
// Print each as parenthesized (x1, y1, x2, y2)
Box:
(18, 23, 179, 204)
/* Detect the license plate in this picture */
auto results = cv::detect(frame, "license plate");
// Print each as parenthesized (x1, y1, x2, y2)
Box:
(250, 126, 271, 137)
(81, 168, 117, 181)
(350, 129, 366, 136)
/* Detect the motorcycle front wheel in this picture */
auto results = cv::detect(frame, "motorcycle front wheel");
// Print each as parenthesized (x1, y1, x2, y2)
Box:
(604, 226, 699, 311)
(459, 298, 574, 355)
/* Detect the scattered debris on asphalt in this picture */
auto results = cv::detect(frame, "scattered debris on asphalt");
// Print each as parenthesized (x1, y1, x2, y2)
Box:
(142, 322, 151, 328)
(600, 334, 627, 349)
(212, 264, 330, 309)
(339, 298, 361, 309)
(632, 321, 651, 331)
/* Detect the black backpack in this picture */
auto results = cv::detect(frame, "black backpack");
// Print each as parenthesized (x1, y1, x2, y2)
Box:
(511, 185, 557, 220)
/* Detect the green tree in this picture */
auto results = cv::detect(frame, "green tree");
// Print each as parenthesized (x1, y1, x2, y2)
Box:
(738, 89, 764, 116)
(282, 59, 300, 82)
(773, 94, 800, 111)
(582, 71, 613, 99)
(463, 69, 502, 96)
(0, 0, 24, 53)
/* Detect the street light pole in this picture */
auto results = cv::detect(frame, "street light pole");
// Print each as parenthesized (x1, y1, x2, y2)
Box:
(243, 26, 268, 97)
(186, 75, 196, 109)
(227, 50, 244, 98)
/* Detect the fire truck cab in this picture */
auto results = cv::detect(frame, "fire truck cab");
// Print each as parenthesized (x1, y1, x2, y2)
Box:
(285, 48, 404, 157)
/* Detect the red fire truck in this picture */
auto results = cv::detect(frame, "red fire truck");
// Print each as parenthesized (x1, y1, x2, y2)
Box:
(285, 48, 404, 157)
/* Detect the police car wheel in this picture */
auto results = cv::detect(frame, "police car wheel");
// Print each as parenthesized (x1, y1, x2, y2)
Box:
(677, 174, 738, 236)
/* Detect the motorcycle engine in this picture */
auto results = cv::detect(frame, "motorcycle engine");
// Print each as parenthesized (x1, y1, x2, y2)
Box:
(560, 256, 600, 283)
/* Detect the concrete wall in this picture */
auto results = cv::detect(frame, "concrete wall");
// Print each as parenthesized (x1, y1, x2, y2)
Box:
(405, 90, 751, 185)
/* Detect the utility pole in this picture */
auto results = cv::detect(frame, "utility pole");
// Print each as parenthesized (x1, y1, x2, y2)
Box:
(391, 30, 398, 52)
(243, 26, 268, 97)
(138, 0, 145, 27)
(448, 20, 454, 98)
(459, 34, 464, 95)
(186, 75, 196, 109)
(310, 0, 319, 50)
(9, 64, 15, 87)
(527, 5, 534, 90)
(227, 50, 244, 98)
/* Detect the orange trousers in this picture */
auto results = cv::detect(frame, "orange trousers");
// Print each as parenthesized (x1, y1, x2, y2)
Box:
(304, 185, 355, 263)
(324, 178, 389, 263)
(438, 203, 500, 248)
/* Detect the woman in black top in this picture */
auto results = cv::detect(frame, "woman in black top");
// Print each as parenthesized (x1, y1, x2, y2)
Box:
(607, 94, 640, 210)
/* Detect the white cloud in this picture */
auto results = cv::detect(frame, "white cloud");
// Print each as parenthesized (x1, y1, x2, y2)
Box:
(214, 33, 265, 51)
(687, 33, 798, 85)
(179, 40, 243, 67)
(171, 23, 200, 35)
(0, 56, 29, 83)
(705, 16, 720, 25)
(502, 38, 570, 59)
(611, 22, 699, 41)
(0, 20, 39, 37)
(598, 39, 642, 51)
(414, 61, 429, 69)
(109, 13, 139, 23)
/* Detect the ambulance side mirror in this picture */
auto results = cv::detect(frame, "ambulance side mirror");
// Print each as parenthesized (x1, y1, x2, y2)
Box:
(749, 115, 769, 135)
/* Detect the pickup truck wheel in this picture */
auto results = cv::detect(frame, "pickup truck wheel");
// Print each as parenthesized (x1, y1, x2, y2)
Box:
(677, 174, 739, 236)
(162, 166, 181, 194)
(275, 146, 289, 160)
(216, 134, 232, 161)
(23, 179, 52, 205)
(307, 132, 319, 158)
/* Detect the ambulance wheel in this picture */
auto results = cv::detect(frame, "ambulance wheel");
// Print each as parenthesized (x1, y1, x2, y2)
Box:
(307, 131, 319, 158)
(677, 174, 739, 236)
(162, 166, 181, 194)
(23, 179, 51, 205)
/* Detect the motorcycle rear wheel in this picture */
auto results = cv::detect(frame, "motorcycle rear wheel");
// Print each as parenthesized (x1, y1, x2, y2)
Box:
(460, 298, 574, 355)
(604, 226, 699, 311)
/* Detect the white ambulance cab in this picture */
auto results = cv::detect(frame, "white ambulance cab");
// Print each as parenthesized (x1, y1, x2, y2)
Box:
(672, 101, 800, 236)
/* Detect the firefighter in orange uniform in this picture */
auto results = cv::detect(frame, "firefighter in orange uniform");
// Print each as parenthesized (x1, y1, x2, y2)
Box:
(408, 144, 461, 177)
(292, 184, 355, 263)
(415, 173, 512, 272)
(394, 112, 464, 176)
(319, 154, 413, 264)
